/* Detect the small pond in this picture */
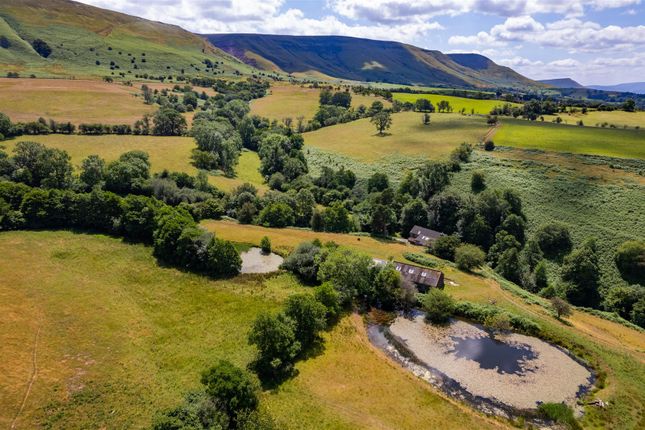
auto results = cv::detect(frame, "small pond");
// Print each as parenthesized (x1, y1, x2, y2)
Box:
(368, 313, 594, 417)
(449, 335, 537, 375)
(240, 247, 284, 274)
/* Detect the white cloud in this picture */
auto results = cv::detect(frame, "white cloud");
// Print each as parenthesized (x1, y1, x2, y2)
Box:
(449, 16, 645, 52)
(329, 0, 641, 22)
(498, 54, 645, 84)
(76, 0, 442, 42)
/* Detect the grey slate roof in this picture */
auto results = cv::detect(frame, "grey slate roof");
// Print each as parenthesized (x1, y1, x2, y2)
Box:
(408, 225, 445, 247)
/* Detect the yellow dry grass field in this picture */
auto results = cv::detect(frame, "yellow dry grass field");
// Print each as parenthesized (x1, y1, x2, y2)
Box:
(1, 135, 267, 192)
(0, 78, 155, 124)
(0, 230, 502, 430)
(303, 111, 488, 162)
(250, 83, 391, 122)
(141, 82, 217, 97)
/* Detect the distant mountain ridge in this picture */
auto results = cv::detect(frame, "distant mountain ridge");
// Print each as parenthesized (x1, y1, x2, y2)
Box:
(206, 33, 541, 89)
(538, 78, 585, 89)
(587, 82, 645, 94)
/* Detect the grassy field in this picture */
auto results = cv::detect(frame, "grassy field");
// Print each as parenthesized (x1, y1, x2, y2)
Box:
(392, 93, 520, 114)
(448, 149, 645, 292)
(1, 135, 268, 192)
(303, 111, 488, 164)
(543, 111, 645, 129)
(0, 78, 155, 124)
(250, 83, 390, 122)
(0, 230, 504, 430)
(493, 118, 645, 159)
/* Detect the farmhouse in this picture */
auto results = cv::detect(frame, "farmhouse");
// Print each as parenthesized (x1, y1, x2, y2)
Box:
(408, 225, 445, 247)
(374, 258, 445, 292)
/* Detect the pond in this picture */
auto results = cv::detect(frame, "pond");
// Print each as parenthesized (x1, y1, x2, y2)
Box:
(449, 335, 537, 375)
(240, 247, 284, 274)
(368, 313, 594, 416)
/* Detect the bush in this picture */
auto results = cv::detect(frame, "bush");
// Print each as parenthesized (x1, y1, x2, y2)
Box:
(421, 289, 455, 324)
(284, 294, 327, 348)
(484, 312, 512, 331)
(455, 244, 485, 271)
(431, 234, 461, 261)
(615, 240, 645, 284)
(200, 360, 259, 419)
(551, 297, 572, 319)
(206, 237, 242, 277)
(484, 140, 495, 151)
(248, 312, 301, 380)
(256, 202, 295, 228)
(535, 222, 573, 259)
(403, 252, 438, 268)
(260, 236, 271, 254)
(453, 301, 541, 335)
(317, 247, 372, 304)
(281, 241, 322, 283)
(315, 282, 341, 323)
(32, 39, 51, 58)
(537, 403, 580, 429)
(470, 171, 486, 192)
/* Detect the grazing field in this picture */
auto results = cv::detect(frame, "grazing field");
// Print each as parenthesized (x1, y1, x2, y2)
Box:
(392, 93, 520, 114)
(543, 110, 645, 129)
(0, 78, 154, 124)
(1, 135, 267, 192)
(0, 230, 502, 430)
(303, 112, 488, 163)
(493, 118, 645, 159)
(250, 83, 390, 122)
(448, 149, 645, 290)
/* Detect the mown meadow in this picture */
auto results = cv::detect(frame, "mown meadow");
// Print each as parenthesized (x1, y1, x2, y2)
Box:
(250, 83, 389, 122)
(393, 93, 521, 114)
(303, 111, 487, 178)
(493, 118, 645, 159)
(0, 78, 155, 125)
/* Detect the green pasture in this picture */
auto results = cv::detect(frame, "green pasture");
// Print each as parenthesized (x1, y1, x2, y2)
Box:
(494, 118, 645, 159)
(392, 93, 520, 114)
(303, 111, 488, 163)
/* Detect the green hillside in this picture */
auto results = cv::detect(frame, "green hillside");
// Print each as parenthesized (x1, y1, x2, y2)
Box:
(0, 0, 253, 79)
(207, 34, 541, 89)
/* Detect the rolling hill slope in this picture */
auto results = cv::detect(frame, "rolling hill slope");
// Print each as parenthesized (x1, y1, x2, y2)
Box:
(206, 33, 541, 89)
(0, 0, 252, 78)
(538, 78, 585, 88)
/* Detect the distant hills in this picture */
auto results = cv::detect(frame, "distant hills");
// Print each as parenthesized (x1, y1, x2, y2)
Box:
(206, 34, 541, 89)
(538, 78, 645, 95)
(538, 78, 585, 89)
(0, 0, 251, 78)
(587, 82, 645, 94)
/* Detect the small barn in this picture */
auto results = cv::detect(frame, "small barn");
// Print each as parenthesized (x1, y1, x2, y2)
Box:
(393, 261, 444, 292)
(373, 258, 445, 293)
(408, 225, 445, 247)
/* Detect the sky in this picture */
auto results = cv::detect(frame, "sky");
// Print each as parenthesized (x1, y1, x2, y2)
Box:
(76, 0, 645, 85)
